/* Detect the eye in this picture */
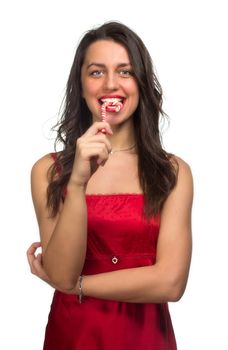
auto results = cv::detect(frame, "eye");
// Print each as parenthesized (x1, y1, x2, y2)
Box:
(90, 70, 104, 77)
(119, 69, 133, 77)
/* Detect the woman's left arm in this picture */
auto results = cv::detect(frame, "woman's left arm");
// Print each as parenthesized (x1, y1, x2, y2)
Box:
(79, 157, 193, 303)
(28, 157, 193, 303)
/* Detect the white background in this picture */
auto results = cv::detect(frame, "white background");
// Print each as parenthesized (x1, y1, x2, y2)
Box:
(1, 0, 227, 349)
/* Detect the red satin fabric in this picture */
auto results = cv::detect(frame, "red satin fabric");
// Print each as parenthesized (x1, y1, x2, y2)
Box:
(43, 194, 177, 350)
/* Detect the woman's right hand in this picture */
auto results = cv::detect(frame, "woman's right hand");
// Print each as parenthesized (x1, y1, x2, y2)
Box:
(69, 121, 113, 187)
(27, 242, 51, 284)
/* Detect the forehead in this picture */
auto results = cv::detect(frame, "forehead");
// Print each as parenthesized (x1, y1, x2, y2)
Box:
(83, 40, 131, 65)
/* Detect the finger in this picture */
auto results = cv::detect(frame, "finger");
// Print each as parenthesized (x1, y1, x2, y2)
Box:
(36, 253, 43, 263)
(32, 259, 48, 280)
(27, 248, 36, 266)
(26, 242, 42, 273)
(27, 252, 39, 275)
(85, 135, 112, 153)
(26, 242, 41, 255)
(77, 136, 112, 157)
(32, 258, 44, 273)
(77, 141, 111, 159)
(84, 121, 113, 137)
(81, 143, 111, 164)
(96, 149, 110, 165)
(28, 256, 36, 274)
(99, 159, 108, 167)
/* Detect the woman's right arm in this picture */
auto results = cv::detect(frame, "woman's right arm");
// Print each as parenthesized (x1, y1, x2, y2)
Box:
(31, 121, 113, 291)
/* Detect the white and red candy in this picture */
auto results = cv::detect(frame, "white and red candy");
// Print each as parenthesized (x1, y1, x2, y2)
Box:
(100, 98, 123, 133)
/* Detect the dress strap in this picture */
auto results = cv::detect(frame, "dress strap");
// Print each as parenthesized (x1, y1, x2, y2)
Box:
(50, 152, 61, 176)
(50, 152, 57, 161)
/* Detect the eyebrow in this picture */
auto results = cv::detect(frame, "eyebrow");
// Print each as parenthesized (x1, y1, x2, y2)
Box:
(86, 62, 132, 69)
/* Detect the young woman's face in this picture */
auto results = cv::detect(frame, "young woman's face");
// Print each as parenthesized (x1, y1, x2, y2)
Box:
(81, 39, 139, 125)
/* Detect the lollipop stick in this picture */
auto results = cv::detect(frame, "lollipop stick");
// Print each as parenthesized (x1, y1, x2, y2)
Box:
(101, 102, 108, 133)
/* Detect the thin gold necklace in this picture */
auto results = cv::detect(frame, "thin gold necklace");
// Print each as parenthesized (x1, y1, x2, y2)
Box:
(110, 144, 136, 155)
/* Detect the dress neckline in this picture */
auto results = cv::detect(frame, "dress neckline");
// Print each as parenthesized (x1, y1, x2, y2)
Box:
(85, 193, 143, 197)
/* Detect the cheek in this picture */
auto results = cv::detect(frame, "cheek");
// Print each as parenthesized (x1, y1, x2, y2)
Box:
(125, 80, 139, 95)
(130, 86, 140, 112)
(81, 81, 100, 114)
(82, 82, 99, 100)
(131, 84, 139, 104)
(132, 95, 139, 112)
(81, 75, 96, 98)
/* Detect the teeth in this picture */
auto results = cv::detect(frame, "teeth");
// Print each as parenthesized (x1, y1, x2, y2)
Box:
(100, 98, 123, 104)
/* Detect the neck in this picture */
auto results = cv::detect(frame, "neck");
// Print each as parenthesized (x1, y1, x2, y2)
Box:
(106, 120, 136, 150)
(110, 143, 136, 154)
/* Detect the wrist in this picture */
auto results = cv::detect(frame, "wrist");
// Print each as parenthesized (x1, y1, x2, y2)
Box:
(67, 180, 86, 195)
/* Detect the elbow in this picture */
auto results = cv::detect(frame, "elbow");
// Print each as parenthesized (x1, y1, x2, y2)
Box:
(166, 278, 187, 302)
(167, 286, 184, 302)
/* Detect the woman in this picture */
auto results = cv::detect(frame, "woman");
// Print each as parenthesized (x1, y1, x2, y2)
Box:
(27, 21, 193, 349)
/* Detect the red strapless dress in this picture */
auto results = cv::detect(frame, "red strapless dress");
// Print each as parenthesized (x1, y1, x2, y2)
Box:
(43, 194, 177, 350)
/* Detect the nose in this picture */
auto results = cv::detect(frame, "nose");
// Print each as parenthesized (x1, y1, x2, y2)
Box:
(103, 72, 119, 91)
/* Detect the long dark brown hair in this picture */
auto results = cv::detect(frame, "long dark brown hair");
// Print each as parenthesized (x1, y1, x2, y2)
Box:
(47, 21, 177, 217)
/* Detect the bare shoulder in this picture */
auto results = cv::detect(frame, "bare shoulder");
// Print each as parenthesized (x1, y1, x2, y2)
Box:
(31, 153, 55, 181)
(31, 154, 56, 221)
(167, 154, 194, 208)
(171, 155, 193, 185)
(160, 154, 193, 234)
